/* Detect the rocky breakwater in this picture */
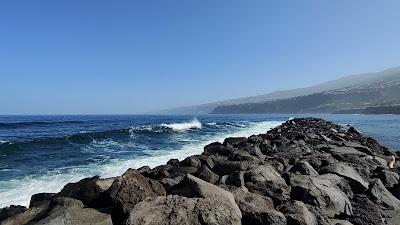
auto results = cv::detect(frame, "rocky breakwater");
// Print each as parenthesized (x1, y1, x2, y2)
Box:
(2, 118, 400, 225)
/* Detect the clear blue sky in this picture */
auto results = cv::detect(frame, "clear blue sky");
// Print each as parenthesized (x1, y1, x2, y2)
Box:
(1, 0, 400, 114)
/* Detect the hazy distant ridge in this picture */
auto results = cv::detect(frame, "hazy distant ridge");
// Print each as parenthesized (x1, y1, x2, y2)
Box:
(159, 67, 400, 114)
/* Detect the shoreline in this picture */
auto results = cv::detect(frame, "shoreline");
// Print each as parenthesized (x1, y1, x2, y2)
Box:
(0, 120, 283, 208)
(1, 117, 400, 225)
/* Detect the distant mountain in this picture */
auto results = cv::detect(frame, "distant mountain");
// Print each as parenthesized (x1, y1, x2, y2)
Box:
(158, 66, 400, 114)
(212, 68, 400, 114)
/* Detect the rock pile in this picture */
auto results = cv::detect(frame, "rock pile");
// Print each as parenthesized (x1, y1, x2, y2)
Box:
(1, 118, 400, 225)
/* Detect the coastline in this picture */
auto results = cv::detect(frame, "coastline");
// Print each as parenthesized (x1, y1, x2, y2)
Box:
(1, 117, 400, 225)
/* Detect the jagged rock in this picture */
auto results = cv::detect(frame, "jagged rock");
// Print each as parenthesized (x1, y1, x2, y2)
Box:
(57, 176, 115, 206)
(367, 179, 400, 210)
(349, 194, 383, 225)
(289, 175, 353, 217)
(225, 171, 245, 187)
(29, 193, 55, 207)
(223, 137, 247, 147)
(166, 159, 180, 167)
(319, 145, 367, 156)
(278, 200, 318, 225)
(194, 165, 219, 184)
(148, 179, 167, 196)
(0, 205, 27, 222)
(288, 161, 319, 176)
(318, 173, 354, 198)
(248, 135, 263, 144)
(180, 156, 201, 168)
(51, 197, 85, 208)
(137, 165, 151, 174)
(197, 155, 214, 168)
(168, 166, 198, 178)
(212, 160, 253, 176)
(160, 176, 184, 192)
(33, 199, 112, 225)
(373, 169, 399, 189)
(108, 169, 165, 224)
(169, 174, 241, 217)
(125, 195, 241, 225)
(244, 164, 290, 204)
(319, 162, 369, 193)
(203, 142, 234, 156)
(1, 202, 49, 225)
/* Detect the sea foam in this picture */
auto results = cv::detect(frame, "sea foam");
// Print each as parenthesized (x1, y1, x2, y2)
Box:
(161, 119, 202, 131)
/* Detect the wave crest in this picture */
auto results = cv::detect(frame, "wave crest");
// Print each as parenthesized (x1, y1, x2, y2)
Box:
(161, 119, 202, 131)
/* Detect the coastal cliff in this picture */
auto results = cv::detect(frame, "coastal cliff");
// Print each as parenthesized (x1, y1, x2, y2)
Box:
(1, 118, 400, 225)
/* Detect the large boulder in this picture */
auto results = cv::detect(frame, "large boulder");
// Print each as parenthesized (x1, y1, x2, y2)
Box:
(288, 161, 319, 176)
(0, 202, 49, 225)
(348, 194, 383, 225)
(231, 187, 285, 225)
(30, 193, 55, 207)
(318, 173, 354, 198)
(194, 166, 219, 184)
(319, 162, 369, 193)
(244, 164, 290, 204)
(278, 200, 318, 225)
(169, 174, 241, 218)
(57, 176, 115, 207)
(125, 195, 241, 225)
(289, 175, 353, 217)
(0, 205, 27, 222)
(108, 169, 166, 224)
(33, 198, 112, 225)
(203, 142, 234, 157)
(367, 179, 400, 210)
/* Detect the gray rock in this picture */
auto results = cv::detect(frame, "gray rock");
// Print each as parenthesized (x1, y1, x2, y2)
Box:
(225, 171, 245, 187)
(33, 204, 112, 225)
(125, 195, 241, 225)
(320, 162, 369, 192)
(244, 164, 290, 204)
(223, 137, 247, 147)
(194, 166, 219, 184)
(0, 206, 27, 223)
(169, 174, 242, 218)
(57, 176, 115, 206)
(160, 176, 184, 192)
(231, 187, 280, 225)
(289, 175, 353, 217)
(1, 202, 49, 225)
(349, 194, 383, 225)
(288, 161, 319, 176)
(367, 179, 400, 210)
(318, 173, 354, 198)
(212, 160, 252, 176)
(374, 170, 399, 189)
(108, 169, 165, 224)
(278, 200, 318, 225)
(203, 142, 234, 156)
(29, 193, 55, 207)
(180, 156, 201, 168)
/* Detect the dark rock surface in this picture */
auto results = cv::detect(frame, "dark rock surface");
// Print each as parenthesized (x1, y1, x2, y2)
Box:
(1, 117, 399, 225)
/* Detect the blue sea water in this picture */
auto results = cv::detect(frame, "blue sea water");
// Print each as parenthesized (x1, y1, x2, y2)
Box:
(0, 114, 399, 207)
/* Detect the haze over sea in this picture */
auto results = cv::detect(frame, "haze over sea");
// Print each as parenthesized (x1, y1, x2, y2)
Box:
(0, 114, 399, 207)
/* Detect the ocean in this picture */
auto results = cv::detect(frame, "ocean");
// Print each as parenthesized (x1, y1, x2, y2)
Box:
(0, 114, 399, 207)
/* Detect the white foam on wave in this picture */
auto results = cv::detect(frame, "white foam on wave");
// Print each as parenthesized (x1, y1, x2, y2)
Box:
(0, 120, 283, 207)
(161, 119, 202, 131)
